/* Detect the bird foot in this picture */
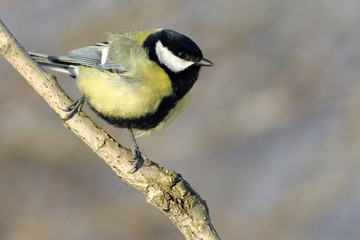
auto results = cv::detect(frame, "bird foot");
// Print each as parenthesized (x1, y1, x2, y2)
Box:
(128, 146, 147, 174)
(62, 95, 85, 121)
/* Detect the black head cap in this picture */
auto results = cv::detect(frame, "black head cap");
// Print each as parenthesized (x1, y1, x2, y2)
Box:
(143, 29, 207, 65)
(159, 29, 204, 62)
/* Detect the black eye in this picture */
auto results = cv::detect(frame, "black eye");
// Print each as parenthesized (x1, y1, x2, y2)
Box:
(177, 52, 186, 59)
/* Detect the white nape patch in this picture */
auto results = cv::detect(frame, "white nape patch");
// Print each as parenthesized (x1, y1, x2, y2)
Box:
(155, 41, 193, 73)
(101, 46, 109, 65)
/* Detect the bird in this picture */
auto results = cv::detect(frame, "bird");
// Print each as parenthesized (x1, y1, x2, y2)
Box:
(30, 28, 213, 173)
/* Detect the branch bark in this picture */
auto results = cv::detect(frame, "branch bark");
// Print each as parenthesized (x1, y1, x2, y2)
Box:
(0, 19, 220, 240)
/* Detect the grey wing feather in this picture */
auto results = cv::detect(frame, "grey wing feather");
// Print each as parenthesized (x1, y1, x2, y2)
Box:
(30, 42, 128, 77)
(63, 44, 103, 67)
(63, 43, 128, 73)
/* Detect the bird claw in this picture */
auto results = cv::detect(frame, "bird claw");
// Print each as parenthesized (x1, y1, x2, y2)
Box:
(127, 128, 148, 174)
(128, 146, 147, 174)
(62, 95, 85, 121)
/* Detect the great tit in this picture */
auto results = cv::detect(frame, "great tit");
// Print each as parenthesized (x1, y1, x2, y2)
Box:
(30, 29, 213, 173)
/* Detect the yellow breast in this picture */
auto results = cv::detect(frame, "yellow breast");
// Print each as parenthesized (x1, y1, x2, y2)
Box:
(75, 61, 173, 119)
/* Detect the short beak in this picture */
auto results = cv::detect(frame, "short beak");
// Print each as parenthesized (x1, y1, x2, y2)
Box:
(196, 57, 214, 67)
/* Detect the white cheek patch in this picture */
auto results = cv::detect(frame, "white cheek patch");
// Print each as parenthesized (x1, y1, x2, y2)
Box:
(155, 41, 193, 73)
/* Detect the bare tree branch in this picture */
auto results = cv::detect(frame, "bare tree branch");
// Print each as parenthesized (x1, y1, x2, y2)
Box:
(0, 18, 220, 240)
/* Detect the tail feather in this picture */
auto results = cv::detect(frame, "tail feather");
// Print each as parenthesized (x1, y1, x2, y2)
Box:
(29, 52, 79, 77)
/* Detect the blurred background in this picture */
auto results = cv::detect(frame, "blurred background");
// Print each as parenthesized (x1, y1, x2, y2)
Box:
(1, 0, 360, 239)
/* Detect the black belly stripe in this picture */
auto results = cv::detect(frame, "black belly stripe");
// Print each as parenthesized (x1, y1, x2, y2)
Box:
(91, 94, 177, 130)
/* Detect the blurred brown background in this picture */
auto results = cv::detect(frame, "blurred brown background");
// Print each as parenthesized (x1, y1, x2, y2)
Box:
(1, 0, 360, 239)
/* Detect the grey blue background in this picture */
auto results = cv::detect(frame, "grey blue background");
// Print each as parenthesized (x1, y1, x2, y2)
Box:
(1, 1, 360, 239)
